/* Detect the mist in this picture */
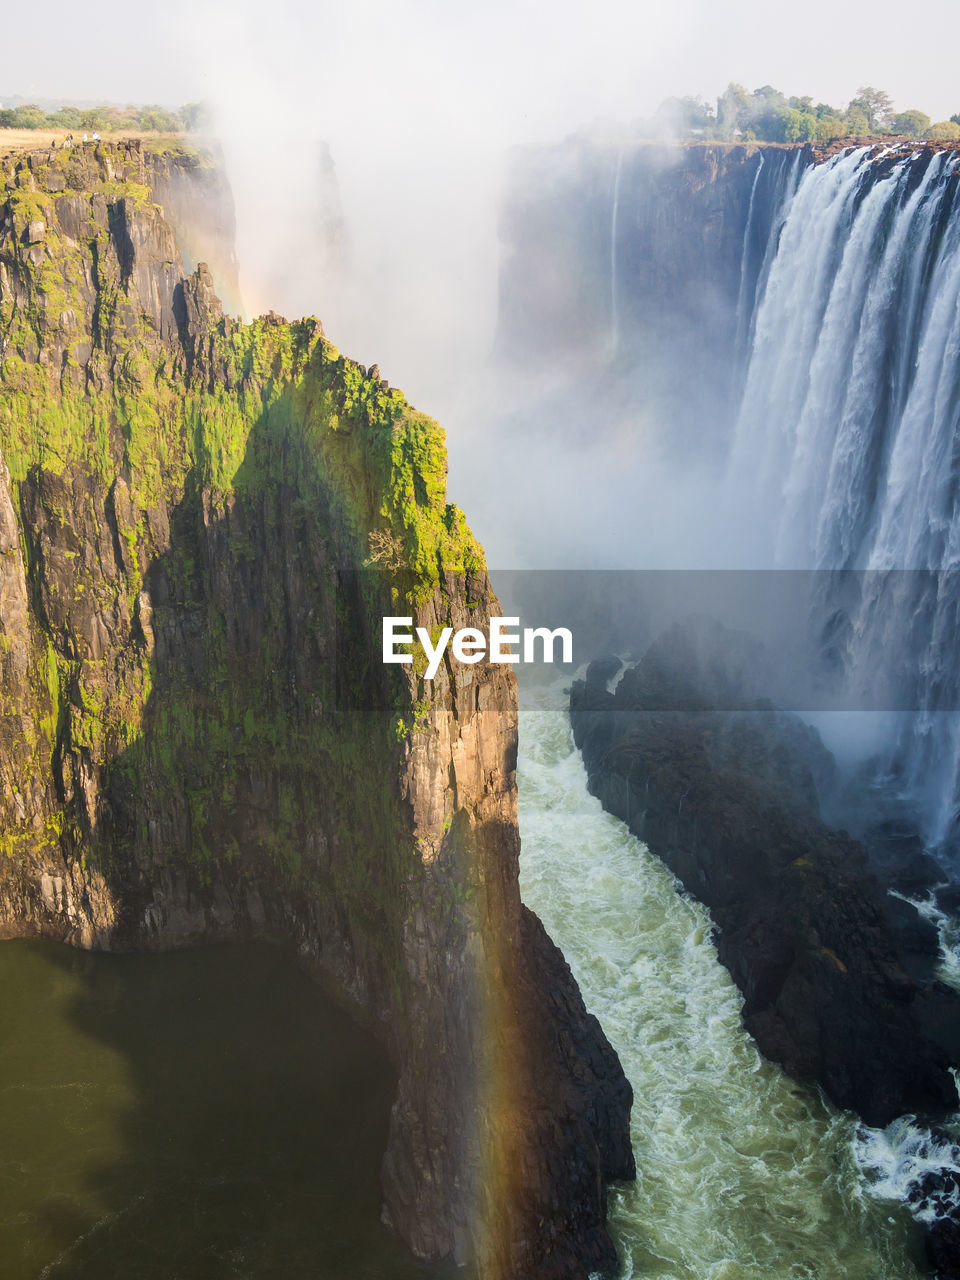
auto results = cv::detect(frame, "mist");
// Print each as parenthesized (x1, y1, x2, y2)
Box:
(6, 0, 955, 566)
(119, 0, 958, 570)
(7, 0, 960, 839)
(172, 5, 939, 821)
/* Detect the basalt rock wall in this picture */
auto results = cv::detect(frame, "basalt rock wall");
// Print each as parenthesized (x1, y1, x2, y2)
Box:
(496, 141, 808, 448)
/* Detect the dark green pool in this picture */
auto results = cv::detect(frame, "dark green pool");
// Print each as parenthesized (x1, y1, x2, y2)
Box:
(0, 939, 456, 1279)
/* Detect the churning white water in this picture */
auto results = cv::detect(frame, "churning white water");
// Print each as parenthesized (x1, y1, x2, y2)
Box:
(516, 672, 925, 1279)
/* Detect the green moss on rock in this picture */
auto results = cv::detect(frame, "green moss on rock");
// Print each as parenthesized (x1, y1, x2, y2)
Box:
(0, 141, 485, 923)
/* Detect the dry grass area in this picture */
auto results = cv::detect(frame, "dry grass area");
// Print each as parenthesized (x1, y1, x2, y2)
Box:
(0, 129, 188, 161)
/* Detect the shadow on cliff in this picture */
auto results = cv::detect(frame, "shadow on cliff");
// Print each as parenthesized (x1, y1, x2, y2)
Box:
(13, 364, 460, 1278)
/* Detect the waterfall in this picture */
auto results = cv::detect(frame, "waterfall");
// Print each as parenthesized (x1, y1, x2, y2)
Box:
(732, 149, 806, 378)
(610, 150, 624, 355)
(728, 145, 960, 850)
(733, 152, 764, 360)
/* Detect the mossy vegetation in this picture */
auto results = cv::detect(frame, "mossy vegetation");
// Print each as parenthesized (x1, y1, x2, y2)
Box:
(1, 150, 483, 585)
(0, 144, 485, 953)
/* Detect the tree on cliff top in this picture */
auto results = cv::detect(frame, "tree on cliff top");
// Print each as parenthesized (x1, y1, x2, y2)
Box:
(655, 95, 714, 134)
(716, 82, 751, 135)
(679, 81, 953, 145)
(928, 120, 960, 140)
(769, 107, 819, 143)
(847, 87, 893, 132)
(0, 100, 200, 133)
(890, 110, 932, 137)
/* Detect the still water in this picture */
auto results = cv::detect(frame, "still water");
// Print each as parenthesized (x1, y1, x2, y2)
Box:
(0, 939, 454, 1280)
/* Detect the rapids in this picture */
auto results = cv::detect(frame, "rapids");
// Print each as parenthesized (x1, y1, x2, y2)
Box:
(517, 671, 927, 1279)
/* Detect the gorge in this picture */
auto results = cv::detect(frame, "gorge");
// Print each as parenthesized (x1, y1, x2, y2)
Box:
(5, 123, 960, 1280)
(0, 139, 634, 1279)
(478, 136, 960, 1276)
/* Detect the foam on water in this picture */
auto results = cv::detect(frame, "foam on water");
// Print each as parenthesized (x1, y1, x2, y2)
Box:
(855, 1115, 960, 1226)
(890, 888, 960, 993)
(516, 672, 925, 1279)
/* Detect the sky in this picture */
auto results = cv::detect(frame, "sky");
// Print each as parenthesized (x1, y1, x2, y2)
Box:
(3, 0, 960, 129)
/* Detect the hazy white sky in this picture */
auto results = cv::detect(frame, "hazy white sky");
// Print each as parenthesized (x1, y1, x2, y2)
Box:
(3, 0, 960, 128)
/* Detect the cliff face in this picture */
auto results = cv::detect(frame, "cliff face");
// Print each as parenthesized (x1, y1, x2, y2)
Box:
(499, 143, 760, 352)
(496, 140, 808, 453)
(143, 146, 242, 315)
(0, 141, 634, 1277)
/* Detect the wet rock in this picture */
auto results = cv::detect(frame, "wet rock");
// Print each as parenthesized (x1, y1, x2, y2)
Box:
(882, 894, 941, 981)
(937, 884, 960, 915)
(927, 1218, 960, 1280)
(861, 819, 943, 897)
(585, 655, 622, 687)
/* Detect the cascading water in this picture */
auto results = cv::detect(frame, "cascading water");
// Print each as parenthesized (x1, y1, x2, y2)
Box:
(733, 152, 764, 361)
(611, 150, 624, 354)
(727, 144, 960, 850)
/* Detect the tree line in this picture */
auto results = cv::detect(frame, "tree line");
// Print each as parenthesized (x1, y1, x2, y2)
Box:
(4, 88, 958, 146)
(0, 102, 211, 133)
(656, 85, 960, 143)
